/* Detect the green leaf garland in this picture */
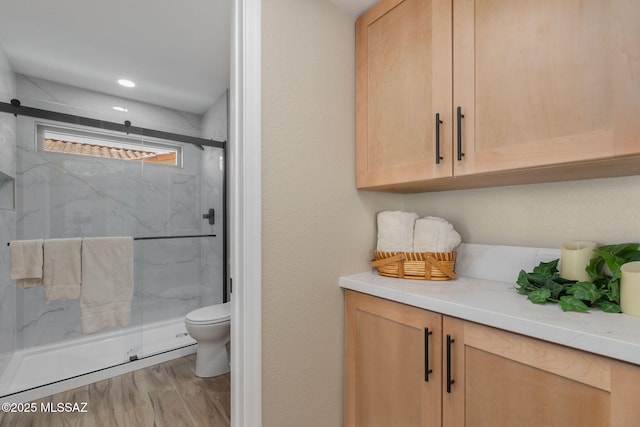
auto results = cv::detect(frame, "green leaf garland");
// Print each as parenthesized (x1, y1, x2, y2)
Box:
(514, 243, 640, 313)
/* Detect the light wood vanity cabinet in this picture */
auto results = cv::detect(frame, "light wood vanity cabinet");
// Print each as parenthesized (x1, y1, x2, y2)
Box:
(345, 290, 443, 426)
(345, 290, 640, 427)
(356, 0, 640, 191)
(442, 316, 640, 427)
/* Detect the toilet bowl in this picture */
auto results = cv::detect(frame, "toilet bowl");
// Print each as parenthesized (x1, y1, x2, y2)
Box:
(185, 302, 231, 377)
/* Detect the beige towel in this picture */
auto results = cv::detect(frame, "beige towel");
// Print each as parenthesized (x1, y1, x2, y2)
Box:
(43, 238, 82, 301)
(376, 211, 418, 252)
(80, 237, 134, 334)
(413, 217, 461, 252)
(10, 239, 44, 288)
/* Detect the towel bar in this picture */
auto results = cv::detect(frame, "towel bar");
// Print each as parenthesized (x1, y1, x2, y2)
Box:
(7, 234, 217, 246)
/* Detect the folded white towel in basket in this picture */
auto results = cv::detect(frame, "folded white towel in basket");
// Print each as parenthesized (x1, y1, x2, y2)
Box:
(376, 211, 418, 252)
(10, 239, 44, 288)
(43, 238, 82, 301)
(80, 236, 134, 334)
(413, 217, 461, 253)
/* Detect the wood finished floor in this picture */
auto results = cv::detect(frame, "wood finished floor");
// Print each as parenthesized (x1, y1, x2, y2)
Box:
(0, 354, 230, 427)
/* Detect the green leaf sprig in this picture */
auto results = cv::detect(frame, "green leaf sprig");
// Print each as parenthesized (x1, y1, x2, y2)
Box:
(515, 243, 640, 313)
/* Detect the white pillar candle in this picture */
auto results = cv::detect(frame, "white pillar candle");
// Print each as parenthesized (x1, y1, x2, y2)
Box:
(621, 261, 640, 317)
(560, 241, 597, 282)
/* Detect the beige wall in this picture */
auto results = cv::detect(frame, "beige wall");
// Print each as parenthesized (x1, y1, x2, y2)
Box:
(404, 175, 640, 249)
(261, 0, 403, 425)
(262, 1, 640, 425)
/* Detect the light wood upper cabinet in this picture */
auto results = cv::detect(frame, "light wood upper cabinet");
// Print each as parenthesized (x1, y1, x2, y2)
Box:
(454, 0, 640, 176)
(356, 0, 452, 189)
(356, 0, 640, 191)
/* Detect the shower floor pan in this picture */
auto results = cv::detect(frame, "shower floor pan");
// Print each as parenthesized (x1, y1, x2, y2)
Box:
(0, 316, 196, 399)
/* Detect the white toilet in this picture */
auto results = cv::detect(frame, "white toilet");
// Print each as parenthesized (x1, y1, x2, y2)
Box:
(185, 302, 231, 377)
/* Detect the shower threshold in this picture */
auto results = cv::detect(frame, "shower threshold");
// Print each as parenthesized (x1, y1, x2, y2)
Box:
(0, 316, 196, 401)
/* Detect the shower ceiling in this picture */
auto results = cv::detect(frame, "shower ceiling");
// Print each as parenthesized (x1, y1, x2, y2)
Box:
(0, 0, 230, 115)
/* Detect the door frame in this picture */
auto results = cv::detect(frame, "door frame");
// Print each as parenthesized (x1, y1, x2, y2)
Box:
(230, 0, 262, 426)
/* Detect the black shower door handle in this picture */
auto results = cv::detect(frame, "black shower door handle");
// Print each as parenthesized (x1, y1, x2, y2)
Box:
(203, 208, 215, 225)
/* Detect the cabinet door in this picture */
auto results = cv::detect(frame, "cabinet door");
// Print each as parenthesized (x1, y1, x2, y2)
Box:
(442, 316, 640, 427)
(356, 0, 452, 189)
(454, 0, 640, 176)
(345, 290, 442, 427)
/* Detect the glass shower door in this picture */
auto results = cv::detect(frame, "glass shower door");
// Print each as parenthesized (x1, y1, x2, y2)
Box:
(137, 139, 225, 358)
(0, 182, 16, 394)
(0, 79, 227, 397)
(5, 104, 145, 396)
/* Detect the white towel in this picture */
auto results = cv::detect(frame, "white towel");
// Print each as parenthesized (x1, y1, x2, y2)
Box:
(80, 237, 134, 334)
(43, 238, 82, 301)
(376, 211, 418, 252)
(413, 217, 461, 253)
(10, 239, 44, 288)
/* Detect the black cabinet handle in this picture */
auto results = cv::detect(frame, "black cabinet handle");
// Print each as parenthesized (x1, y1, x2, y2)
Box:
(446, 334, 455, 393)
(456, 106, 465, 161)
(424, 328, 433, 382)
(435, 113, 443, 164)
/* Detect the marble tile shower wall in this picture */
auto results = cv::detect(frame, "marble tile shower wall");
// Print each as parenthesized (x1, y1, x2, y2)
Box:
(13, 76, 225, 349)
(0, 211, 16, 369)
(0, 45, 16, 376)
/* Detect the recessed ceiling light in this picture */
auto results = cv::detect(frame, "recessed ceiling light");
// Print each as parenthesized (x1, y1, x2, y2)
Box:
(112, 106, 128, 112)
(117, 79, 136, 88)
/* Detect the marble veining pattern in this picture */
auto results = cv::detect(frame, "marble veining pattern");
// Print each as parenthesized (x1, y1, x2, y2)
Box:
(0, 210, 16, 369)
(455, 243, 560, 283)
(0, 176, 14, 211)
(0, 44, 16, 380)
(0, 50, 16, 178)
(17, 75, 203, 137)
(11, 79, 225, 350)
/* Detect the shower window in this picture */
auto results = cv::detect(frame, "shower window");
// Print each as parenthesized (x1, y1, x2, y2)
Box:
(36, 123, 182, 167)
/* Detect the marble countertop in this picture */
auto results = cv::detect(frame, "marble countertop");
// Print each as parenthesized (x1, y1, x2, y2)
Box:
(339, 271, 640, 366)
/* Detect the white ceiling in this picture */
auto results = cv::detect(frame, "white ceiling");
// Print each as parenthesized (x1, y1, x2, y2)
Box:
(0, 0, 376, 116)
(0, 0, 231, 115)
(329, 0, 378, 18)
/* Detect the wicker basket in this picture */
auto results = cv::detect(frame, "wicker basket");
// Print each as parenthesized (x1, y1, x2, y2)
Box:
(371, 251, 457, 281)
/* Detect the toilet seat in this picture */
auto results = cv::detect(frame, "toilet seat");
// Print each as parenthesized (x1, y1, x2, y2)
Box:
(186, 303, 231, 325)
